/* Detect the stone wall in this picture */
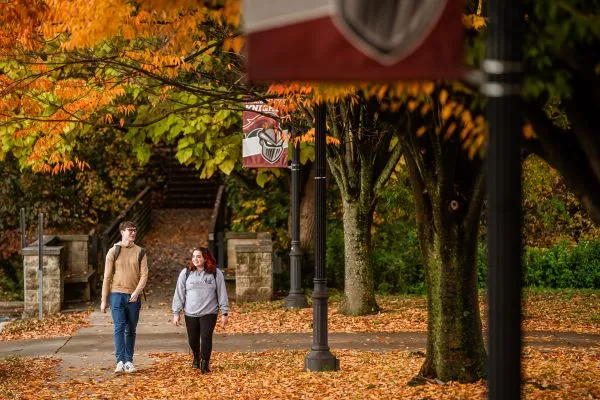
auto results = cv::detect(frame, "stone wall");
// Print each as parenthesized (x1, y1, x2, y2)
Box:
(225, 232, 274, 302)
(235, 243, 273, 302)
(22, 236, 66, 317)
(225, 232, 272, 279)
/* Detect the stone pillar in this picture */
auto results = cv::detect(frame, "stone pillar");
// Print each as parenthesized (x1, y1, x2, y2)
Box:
(235, 242, 273, 302)
(22, 236, 65, 317)
(225, 232, 273, 301)
(225, 232, 272, 276)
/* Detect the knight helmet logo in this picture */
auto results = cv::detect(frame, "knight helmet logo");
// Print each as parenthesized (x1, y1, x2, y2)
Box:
(247, 126, 285, 164)
(330, 0, 447, 66)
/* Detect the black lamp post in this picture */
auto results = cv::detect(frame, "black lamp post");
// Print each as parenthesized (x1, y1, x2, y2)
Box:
(484, 0, 524, 398)
(304, 103, 339, 371)
(285, 127, 308, 309)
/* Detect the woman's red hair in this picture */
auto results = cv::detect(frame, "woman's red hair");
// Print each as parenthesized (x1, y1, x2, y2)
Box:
(188, 247, 217, 274)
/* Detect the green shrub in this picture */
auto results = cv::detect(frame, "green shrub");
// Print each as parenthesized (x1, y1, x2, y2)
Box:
(372, 221, 424, 294)
(478, 239, 600, 289)
(523, 240, 600, 288)
(522, 155, 600, 247)
(371, 175, 424, 294)
(325, 219, 346, 290)
(0, 255, 23, 301)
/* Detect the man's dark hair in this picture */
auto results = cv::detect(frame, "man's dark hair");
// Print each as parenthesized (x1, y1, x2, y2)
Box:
(119, 221, 137, 232)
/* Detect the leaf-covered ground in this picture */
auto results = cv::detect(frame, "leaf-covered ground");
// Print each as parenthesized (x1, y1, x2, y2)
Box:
(214, 290, 599, 335)
(1, 347, 598, 399)
(0, 311, 90, 341)
(1, 291, 597, 340)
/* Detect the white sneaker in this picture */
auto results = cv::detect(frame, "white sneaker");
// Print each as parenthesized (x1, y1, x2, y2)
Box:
(114, 361, 125, 373)
(124, 361, 136, 373)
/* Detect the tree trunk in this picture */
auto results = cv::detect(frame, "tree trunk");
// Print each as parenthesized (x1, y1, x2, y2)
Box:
(322, 100, 402, 316)
(299, 165, 316, 250)
(402, 129, 487, 382)
(417, 213, 486, 382)
(339, 199, 379, 315)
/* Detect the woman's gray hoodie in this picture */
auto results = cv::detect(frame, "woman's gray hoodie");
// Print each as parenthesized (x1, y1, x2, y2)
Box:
(172, 267, 229, 317)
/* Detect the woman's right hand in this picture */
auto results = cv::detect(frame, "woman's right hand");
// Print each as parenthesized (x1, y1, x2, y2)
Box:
(172, 314, 180, 326)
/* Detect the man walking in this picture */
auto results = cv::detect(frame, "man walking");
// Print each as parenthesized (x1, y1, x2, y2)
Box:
(101, 221, 148, 373)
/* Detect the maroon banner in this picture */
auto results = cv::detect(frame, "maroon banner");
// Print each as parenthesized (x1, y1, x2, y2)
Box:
(242, 102, 289, 168)
(244, 0, 465, 81)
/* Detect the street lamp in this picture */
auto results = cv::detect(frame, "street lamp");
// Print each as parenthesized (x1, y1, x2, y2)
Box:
(484, 0, 525, 398)
(285, 127, 309, 309)
(304, 103, 339, 371)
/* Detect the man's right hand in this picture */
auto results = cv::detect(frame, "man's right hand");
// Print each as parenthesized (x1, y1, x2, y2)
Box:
(172, 314, 180, 326)
(100, 301, 107, 313)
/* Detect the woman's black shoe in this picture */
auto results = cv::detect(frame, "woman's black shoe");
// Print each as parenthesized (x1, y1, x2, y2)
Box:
(192, 353, 200, 369)
(200, 360, 210, 374)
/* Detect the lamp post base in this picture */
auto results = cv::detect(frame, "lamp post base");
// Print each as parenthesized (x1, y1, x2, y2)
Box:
(285, 292, 308, 309)
(304, 350, 340, 372)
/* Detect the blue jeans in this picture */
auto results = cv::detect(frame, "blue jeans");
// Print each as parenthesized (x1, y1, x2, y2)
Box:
(110, 292, 141, 363)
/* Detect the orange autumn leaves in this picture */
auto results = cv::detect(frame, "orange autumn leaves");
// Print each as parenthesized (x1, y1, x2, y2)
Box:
(0, 311, 90, 341)
(0, 0, 241, 53)
(0, 0, 242, 175)
(1, 348, 598, 399)
(0, 74, 124, 173)
(215, 291, 599, 335)
(268, 82, 489, 158)
(2, 292, 597, 341)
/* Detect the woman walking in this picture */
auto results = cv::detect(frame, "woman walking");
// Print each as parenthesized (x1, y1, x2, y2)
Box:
(172, 247, 229, 373)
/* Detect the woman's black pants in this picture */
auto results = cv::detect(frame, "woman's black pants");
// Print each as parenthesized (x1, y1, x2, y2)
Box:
(185, 314, 218, 361)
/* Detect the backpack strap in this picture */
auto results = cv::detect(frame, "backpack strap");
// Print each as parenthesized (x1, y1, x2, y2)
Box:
(138, 247, 147, 301)
(138, 248, 146, 267)
(113, 244, 121, 261)
(183, 268, 190, 301)
(214, 269, 218, 300)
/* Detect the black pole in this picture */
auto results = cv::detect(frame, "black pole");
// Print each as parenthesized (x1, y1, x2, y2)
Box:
(305, 103, 339, 371)
(38, 213, 44, 320)
(286, 127, 308, 309)
(484, 0, 524, 398)
(20, 208, 26, 250)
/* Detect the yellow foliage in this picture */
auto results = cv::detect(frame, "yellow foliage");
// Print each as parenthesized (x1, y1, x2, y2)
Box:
(376, 84, 388, 100)
(421, 103, 431, 116)
(223, 36, 245, 53)
(1, 0, 240, 55)
(523, 122, 535, 139)
(326, 136, 341, 145)
(462, 14, 488, 30)
(421, 82, 435, 95)
(441, 104, 454, 121)
(439, 89, 448, 105)
(444, 122, 457, 140)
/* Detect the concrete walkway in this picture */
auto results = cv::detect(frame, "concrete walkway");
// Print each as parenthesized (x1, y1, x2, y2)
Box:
(1, 306, 598, 380)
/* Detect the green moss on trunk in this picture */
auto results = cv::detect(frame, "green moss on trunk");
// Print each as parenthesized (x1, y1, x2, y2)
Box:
(339, 200, 379, 316)
(418, 227, 487, 382)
